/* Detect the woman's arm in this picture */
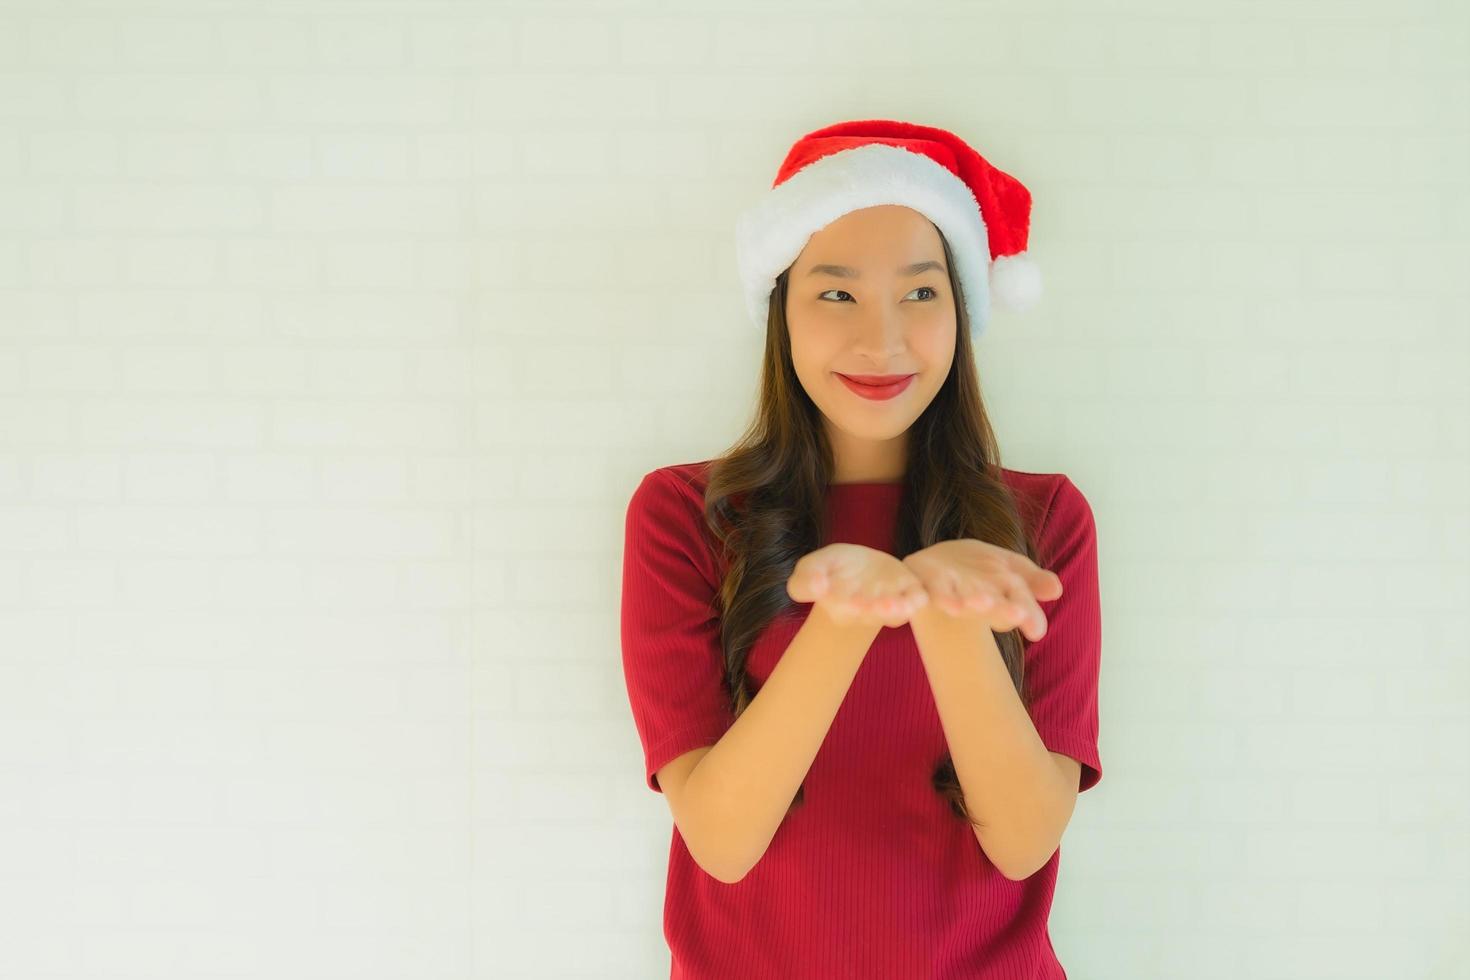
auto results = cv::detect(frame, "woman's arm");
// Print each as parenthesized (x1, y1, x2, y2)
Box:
(673, 603, 880, 884)
(909, 605, 1076, 881)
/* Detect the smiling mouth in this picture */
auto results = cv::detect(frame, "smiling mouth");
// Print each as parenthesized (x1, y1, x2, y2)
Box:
(835, 372, 916, 400)
(840, 374, 913, 385)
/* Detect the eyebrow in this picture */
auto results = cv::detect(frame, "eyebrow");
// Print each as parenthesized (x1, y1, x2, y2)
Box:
(805, 260, 946, 279)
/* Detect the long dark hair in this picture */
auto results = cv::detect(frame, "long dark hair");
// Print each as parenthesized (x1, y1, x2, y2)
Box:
(700, 229, 1047, 825)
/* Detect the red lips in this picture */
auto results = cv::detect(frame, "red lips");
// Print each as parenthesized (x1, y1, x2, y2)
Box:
(840, 374, 912, 385)
(835, 372, 917, 401)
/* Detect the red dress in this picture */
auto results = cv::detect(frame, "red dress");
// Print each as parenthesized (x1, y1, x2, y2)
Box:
(621, 460, 1103, 979)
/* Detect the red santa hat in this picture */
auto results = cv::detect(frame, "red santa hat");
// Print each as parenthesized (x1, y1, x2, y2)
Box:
(734, 118, 1041, 338)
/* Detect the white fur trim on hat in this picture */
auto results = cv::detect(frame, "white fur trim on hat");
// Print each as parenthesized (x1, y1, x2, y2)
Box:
(735, 142, 993, 336)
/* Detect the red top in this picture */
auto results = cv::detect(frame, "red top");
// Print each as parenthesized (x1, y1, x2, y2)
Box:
(620, 460, 1103, 979)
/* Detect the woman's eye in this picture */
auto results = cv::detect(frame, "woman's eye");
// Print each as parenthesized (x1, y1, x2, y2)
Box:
(817, 286, 939, 302)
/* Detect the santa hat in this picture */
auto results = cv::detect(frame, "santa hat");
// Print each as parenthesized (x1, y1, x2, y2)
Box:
(734, 118, 1041, 338)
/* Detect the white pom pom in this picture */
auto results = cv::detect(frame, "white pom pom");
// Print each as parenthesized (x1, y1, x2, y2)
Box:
(988, 251, 1043, 313)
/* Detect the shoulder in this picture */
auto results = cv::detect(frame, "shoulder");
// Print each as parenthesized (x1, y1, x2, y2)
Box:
(654, 458, 717, 497)
(628, 458, 717, 516)
(625, 459, 723, 583)
(997, 466, 1095, 552)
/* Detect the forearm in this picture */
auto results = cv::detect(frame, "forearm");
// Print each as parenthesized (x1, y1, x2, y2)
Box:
(685, 603, 880, 883)
(909, 605, 1069, 879)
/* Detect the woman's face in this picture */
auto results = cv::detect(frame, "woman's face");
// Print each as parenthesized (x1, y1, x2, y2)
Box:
(785, 205, 957, 477)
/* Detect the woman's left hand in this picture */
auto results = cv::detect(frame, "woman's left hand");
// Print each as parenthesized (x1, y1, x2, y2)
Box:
(900, 539, 1063, 641)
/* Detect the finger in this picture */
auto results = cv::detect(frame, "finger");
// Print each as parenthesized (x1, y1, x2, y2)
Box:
(890, 574, 929, 615)
(880, 590, 914, 627)
(787, 574, 810, 603)
(1001, 551, 1062, 602)
(788, 565, 827, 603)
(973, 574, 1023, 624)
(817, 570, 852, 608)
(1004, 568, 1041, 607)
(807, 567, 830, 599)
(961, 585, 999, 617)
(876, 591, 908, 620)
(946, 571, 991, 608)
(842, 577, 877, 618)
(893, 585, 923, 612)
(1001, 579, 1048, 640)
(899, 584, 929, 617)
(940, 574, 975, 617)
(1030, 567, 1064, 602)
(799, 564, 834, 602)
(867, 586, 900, 622)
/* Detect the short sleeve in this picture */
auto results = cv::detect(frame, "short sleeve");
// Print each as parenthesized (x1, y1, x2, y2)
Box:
(1023, 475, 1104, 793)
(620, 468, 736, 793)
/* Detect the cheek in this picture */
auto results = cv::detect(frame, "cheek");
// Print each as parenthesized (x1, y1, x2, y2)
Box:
(909, 325, 953, 369)
(788, 333, 840, 378)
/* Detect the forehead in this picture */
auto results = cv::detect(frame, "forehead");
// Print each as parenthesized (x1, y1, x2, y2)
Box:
(799, 205, 944, 263)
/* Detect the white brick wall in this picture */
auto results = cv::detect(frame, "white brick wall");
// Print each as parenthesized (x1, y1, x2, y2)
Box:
(0, 1, 1465, 978)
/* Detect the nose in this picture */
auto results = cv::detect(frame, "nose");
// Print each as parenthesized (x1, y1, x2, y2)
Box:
(852, 307, 906, 359)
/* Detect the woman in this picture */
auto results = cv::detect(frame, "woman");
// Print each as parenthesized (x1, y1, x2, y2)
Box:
(621, 119, 1103, 979)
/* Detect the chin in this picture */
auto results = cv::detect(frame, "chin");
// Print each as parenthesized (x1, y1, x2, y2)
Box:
(837, 414, 917, 441)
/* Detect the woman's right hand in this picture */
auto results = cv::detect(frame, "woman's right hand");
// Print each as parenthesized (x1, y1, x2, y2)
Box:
(786, 543, 931, 629)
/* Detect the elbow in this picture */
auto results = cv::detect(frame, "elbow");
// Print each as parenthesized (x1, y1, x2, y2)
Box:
(681, 782, 767, 885)
(679, 809, 753, 886)
(703, 843, 762, 886)
(707, 863, 748, 886)
(669, 786, 753, 885)
(1003, 839, 1061, 882)
(678, 825, 743, 884)
(691, 843, 750, 885)
(975, 825, 1054, 882)
(999, 853, 1047, 882)
(699, 830, 756, 884)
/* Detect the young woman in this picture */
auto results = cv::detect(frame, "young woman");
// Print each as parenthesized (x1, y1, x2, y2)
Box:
(621, 119, 1103, 979)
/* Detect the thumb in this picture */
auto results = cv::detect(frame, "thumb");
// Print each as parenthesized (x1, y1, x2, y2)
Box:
(787, 560, 830, 604)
